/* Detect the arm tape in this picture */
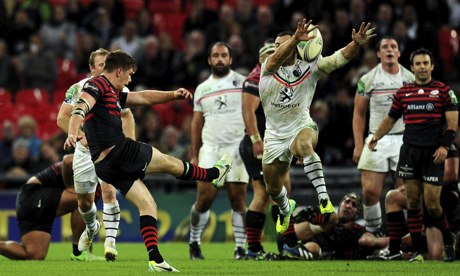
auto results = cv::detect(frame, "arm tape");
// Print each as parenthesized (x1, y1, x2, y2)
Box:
(440, 129, 456, 147)
(71, 107, 86, 120)
(317, 49, 349, 74)
(77, 98, 91, 112)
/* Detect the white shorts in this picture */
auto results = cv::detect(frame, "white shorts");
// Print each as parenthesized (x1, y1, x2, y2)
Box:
(357, 134, 403, 172)
(198, 143, 249, 183)
(73, 142, 99, 194)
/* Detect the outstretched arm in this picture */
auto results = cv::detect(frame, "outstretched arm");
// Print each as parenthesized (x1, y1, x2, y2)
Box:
(126, 88, 193, 106)
(318, 22, 376, 74)
(265, 19, 317, 73)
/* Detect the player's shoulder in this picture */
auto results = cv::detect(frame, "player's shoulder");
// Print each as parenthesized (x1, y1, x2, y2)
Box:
(399, 65, 415, 80)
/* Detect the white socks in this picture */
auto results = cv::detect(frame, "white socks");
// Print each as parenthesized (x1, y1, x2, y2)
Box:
(364, 202, 382, 232)
(103, 201, 120, 246)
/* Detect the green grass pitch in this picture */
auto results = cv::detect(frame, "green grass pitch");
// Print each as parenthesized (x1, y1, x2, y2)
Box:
(1, 242, 460, 275)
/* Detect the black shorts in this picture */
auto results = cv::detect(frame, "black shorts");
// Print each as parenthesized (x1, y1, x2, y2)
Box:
(16, 184, 62, 236)
(94, 138, 153, 196)
(397, 143, 444, 185)
(239, 135, 263, 180)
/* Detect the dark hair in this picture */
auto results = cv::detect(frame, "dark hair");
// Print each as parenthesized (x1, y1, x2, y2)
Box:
(208, 42, 233, 58)
(340, 192, 362, 219)
(104, 50, 137, 73)
(376, 35, 399, 50)
(410, 48, 434, 65)
(277, 31, 294, 38)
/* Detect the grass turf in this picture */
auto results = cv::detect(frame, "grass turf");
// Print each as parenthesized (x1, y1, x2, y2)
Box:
(1, 242, 460, 275)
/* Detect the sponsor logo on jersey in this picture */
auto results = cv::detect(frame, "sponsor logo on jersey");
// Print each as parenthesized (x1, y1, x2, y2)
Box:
(215, 95, 227, 109)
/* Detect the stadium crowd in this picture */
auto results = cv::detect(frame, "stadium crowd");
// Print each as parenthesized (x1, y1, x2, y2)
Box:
(1, 0, 459, 183)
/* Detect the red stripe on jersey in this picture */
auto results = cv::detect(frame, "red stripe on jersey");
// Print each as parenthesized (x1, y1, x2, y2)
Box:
(108, 110, 120, 116)
(247, 64, 261, 83)
(84, 113, 95, 122)
(196, 89, 241, 105)
(105, 104, 117, 109)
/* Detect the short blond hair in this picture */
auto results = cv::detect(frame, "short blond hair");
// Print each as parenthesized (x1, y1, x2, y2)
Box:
(89, 48, 109, 67)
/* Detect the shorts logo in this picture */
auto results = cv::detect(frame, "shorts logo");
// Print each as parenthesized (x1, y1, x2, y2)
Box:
(142, 162, 148, 172)
(398, 164, 413, 178)
(37, 199, 42, 208)
(423, 176, 438, 182)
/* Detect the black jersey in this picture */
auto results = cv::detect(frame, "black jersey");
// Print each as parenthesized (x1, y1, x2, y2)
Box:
(82, 76, 128, 160)
(312, 220, 366, 259)
(35, 162, 65, 188)
(389, 80, 458, 146)
(242, 64, 266, 138)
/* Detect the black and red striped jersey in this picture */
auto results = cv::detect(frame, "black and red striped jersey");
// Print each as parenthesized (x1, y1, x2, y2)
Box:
(388, 80, 458, 146)
(242, 64, 266, 137)
(81, 75, 128, 160)
(35, 161, 65, 188)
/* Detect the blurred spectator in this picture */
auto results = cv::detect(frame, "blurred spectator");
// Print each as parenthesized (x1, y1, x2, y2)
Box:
(17, 33, 57, 93)
(310, 100, 329, 159)
(272, 0, 324, 26)
(16, 115, 41, 161)
(318, 21, 333, 56)
(448, 0, 460, 28)
(172, 30, 208, 88)
(392, 19, 417, 69)
(0, 120, 16, 163)
(286, 11, 305, 32)
(227, 34, 254, 73)
(349, 49, 379, 88)
(205, 4, 237, 48)
(83, 7, 119, 49)
(183, 0, 218, 36)
(66, 0, 86, 28)
(235, 0, 256, 29)
(178, 114, 192, 146)
(0, 39, 20, 92)
(74, 33, 99, 74)
(331, 7, 352, 50)
(84, 0, 125, 29)
(374, 3, 394, 40)
(321, 87, 354, 165)
(247, 6, 281, 54)
(110, 20, 143, 57)
(34, 141, 60, 171)
(153, 100, 193, 130)
(160, 125, 185, 159)
(39, 4, 77, 59)
(136, 8, 155, 38)
(349, 0, 368, 30)
(7, 9, 37, 55)
(391, 0, 406, 19)
(19, 0, 52, 27)
(132, 35, 174, 90)
(0, 138, 37, 177)
(137, 109, 162, 148)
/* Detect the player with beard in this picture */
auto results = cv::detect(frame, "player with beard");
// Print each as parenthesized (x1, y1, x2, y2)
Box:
(189, 42, 248, 260)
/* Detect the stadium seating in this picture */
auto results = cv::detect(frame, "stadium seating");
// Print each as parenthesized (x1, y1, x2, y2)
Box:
(149, 0, 181, 13)
(55, 58, 79, 92)
(0, 88, 13, 106)
(123, 0, 145, 20)
(15, 88, 50, 107)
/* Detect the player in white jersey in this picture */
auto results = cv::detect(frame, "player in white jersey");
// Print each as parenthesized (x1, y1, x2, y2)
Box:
(57, 48, 135, 261)
(189, 42, 249, 260)
(352, 37, 415, 233)
(259, 19, 376, 237)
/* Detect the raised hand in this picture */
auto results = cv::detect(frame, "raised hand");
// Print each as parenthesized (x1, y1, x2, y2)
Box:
(352, 22, 377, 46)
(174, 88, 193, 100)
(293, 19, 318, 42)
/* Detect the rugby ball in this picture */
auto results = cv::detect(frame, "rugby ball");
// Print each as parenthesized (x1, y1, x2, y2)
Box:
(297, 27, 323, 62)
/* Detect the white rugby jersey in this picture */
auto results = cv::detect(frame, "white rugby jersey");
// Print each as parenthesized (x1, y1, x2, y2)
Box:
(194, 70, 246, 145)
(259, 58, 322, 139)
(64, 77, 130, 109)
(356, 63, 414, 134)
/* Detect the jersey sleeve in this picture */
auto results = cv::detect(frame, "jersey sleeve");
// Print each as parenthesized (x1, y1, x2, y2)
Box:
(242, 79, 259, 97)
(444, 87, 458, 112)
(388, 88, 403, 119)
(82, 79, 101, 101)
(193, 85, 203, 112)
(120, 91, 128, 108)
(64, 83, 78, 104)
